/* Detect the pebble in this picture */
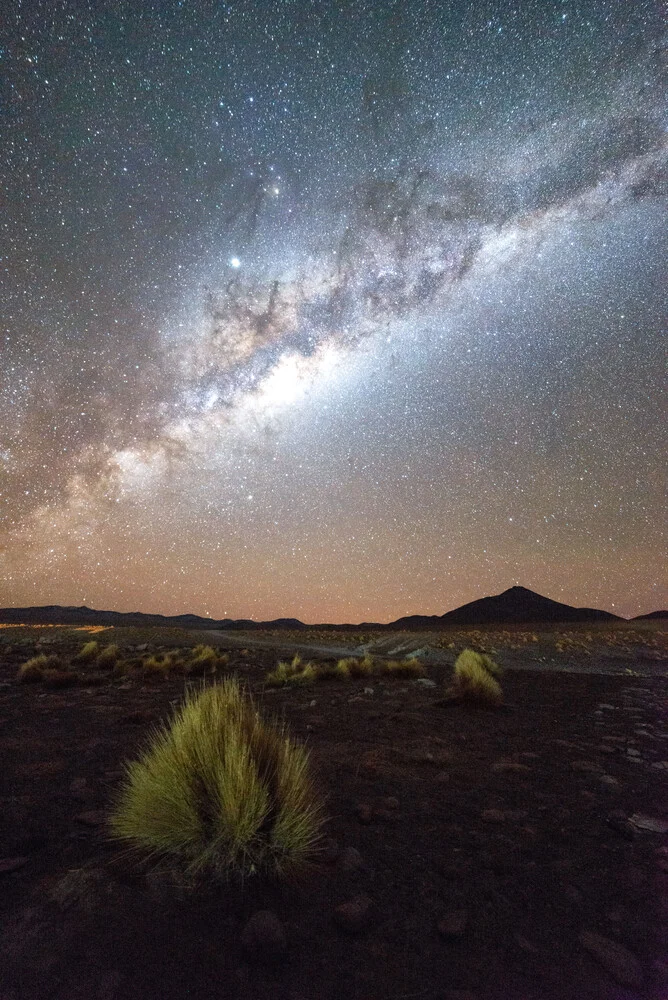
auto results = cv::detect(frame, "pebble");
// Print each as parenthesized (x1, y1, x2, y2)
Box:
(320, 837, 340, 863)
(629, 813, 668, 834)
(0, 856, 29, 874)
(606, 811, 635, 840)
(333, 895, 372, 934)
(437, 910, 468, 938)
(337, 846, 364, 872)
(599, 774, 619, 787)
(492, 759, 532, 775)
(481, 809, 506, 823)
(579, 930, 643, 988)
(241, 910, 287, 961)
(355, 803, 373, 825)
(571, 760, 603, 773)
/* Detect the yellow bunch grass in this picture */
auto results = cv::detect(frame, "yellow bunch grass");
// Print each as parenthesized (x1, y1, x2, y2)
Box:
(108, 678, 324, 879)
(453, 649, 503, 704)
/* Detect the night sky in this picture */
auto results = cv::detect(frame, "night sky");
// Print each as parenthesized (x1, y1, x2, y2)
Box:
(1, 1, 666, 623)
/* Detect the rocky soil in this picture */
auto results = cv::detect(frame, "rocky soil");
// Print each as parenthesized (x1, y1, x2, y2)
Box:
(1, 632, 667, 1000)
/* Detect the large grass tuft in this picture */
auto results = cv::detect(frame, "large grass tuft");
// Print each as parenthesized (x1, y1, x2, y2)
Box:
(452, 648, 503, 705)
(108, 678, 325, 880)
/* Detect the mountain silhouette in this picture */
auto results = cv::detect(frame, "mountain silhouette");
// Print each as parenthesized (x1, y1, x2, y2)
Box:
(390, 586, 621, 627)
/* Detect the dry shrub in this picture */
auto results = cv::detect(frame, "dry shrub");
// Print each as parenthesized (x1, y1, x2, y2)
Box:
(108, 678, 325, 880)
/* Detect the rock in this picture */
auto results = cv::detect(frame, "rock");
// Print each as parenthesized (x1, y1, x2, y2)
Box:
(337, 846, 364, 872)
(571, 760, 603, 773)
(513, 932, 538, 953)
(74, 810, 107, 827)
(413, 678, 436, 688)
(606, 811, 635, 840)
(0, 857, 29, 874)
(563, 884, 583, 905)
(437, 910, 468, 938)
(333, 895, 372, 934)
(481, 809, 506, 823)
(70, 777, 94, 803)
(144, 868, 192, 902)
(363, 687, 374, 695)
(626, 748, 641, 757)
(492, 759, 532, 775)
(629, 813, 668, 833)
(355, 803, 373, 825)
(599, 774, 618, 787)
(320, 837, 340, 863)
(579, 930, 643, 988)
(49, 867, 108, 913)
(652, 760, 668, 771)
(241, 910, 287, 961)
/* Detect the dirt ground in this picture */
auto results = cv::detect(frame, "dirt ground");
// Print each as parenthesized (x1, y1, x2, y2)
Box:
(1, 625, 667, 1000)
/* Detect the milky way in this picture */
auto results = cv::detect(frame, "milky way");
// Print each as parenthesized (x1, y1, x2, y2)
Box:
(1, 1, 666, 621)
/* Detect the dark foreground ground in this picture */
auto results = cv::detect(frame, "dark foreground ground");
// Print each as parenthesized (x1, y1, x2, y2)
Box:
(1, 625, 667, 1000)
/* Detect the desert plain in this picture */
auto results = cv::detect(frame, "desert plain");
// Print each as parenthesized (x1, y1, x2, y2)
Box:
(1, 620, 666, 1000)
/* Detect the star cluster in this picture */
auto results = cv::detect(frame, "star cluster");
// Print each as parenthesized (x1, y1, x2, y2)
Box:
(1, 1, 666, 621)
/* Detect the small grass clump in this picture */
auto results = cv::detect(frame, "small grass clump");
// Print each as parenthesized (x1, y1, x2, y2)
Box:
(453, 648, 503, 705)
(18, 655, 49, 682)
(347, 654, 376, 677)
(266, 654, 317, 686)
(382, 657, 426, 678)
(96, 644, 120, 669)
(75, 641, 99, 663)
(142, 654, 172, 678)
(185, 645, 219, 675)
(108, 677, 325, 880)
(335, 657, 355, 678)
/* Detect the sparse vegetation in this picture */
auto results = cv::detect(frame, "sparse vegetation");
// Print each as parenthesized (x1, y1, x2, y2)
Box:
(452, 648, 503, 705)
(108, 678, 325, 880)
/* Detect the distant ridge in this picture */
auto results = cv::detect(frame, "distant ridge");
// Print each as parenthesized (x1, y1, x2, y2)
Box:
(0, 587, 652, 629)
(390, 586, 622, 627)
(0, 605, 306, 630)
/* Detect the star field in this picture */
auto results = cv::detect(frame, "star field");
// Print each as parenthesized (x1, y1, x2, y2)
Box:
(1, 1, 666, 621)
